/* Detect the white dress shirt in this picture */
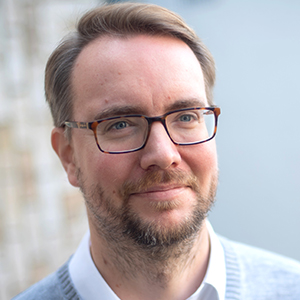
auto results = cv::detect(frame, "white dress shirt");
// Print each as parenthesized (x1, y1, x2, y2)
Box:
(69, 220, 226, 300)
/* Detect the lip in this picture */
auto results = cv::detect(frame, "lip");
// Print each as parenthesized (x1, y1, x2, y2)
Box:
(130, 185, 189, 201)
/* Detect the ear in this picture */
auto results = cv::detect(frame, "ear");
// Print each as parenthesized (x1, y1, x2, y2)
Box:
(51, 127, 79, 187)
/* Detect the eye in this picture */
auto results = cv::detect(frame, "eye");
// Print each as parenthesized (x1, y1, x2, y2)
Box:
(112, 121, 129, 130)
(179, 114, 195, 122)
(177, 112, 200, 123)
(99, 119, 132, 135)
(167, 110, 202, 130)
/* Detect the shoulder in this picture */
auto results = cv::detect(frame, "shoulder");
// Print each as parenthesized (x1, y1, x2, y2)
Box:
(219, 236, 300, 300)
(226, 237, 300, 275)
(12, 260, 81, 300)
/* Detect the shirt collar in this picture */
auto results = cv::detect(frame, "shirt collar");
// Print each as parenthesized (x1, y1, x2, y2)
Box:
(193, 220, 226, 300)
(69, 232, 119, 300)
(69, 220, 226, 300)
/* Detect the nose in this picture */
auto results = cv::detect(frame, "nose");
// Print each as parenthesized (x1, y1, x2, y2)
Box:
(139, 122, 181, 170)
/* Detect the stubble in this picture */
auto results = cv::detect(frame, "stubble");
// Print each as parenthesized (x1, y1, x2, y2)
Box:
(78, 168, 218, 284)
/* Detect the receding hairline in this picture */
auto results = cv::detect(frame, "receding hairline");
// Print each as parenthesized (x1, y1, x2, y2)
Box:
(70, 33, 207, 107)
(72, 32, 203, 69)
(45, 2, 215, 130)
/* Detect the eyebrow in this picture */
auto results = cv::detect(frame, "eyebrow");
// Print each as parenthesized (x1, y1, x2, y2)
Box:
(165, 98, 207, 112)
(94, 106, 145, 120)
(93, 98, 207, 120)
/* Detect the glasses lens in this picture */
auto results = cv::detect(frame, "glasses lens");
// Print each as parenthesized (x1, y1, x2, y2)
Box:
(96, 116, 148, 153)
(166, 108, 216, 144)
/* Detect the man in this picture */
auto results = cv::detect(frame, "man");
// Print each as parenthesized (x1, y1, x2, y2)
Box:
(14, 2, 300, 300)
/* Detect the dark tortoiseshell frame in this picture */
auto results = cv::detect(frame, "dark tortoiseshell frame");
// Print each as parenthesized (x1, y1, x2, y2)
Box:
(64, 107, 221, 154)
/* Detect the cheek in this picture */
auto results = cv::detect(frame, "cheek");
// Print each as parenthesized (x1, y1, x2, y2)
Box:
(72, 132, 140, 199)
(182, 141, 218, 180)
(79, 149, 139, 193)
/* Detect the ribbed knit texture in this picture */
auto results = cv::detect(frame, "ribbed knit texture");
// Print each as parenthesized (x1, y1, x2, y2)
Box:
(13, 237, 300, 299)
(220, 238, 241, 300)
(57, 262, 81, 300)
(221, 236, 300, 300)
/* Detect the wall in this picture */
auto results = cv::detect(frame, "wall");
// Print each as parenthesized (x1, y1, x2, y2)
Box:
(148, 0, 300, 261)
(1, 0, 299, 299)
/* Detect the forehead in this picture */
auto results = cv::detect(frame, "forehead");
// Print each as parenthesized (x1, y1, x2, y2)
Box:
(71, 34, 207, 120)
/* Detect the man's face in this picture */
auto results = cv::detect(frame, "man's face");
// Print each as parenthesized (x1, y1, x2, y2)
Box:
(64, 35, 218, 247)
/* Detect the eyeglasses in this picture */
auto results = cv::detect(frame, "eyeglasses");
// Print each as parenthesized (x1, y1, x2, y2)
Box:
(64, 107, 221, 154)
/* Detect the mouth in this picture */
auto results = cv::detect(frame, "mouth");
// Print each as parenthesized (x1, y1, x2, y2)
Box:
(130, 185, 191, 202)
(134, 184, 185, 193)
(120, 169, 199, 203)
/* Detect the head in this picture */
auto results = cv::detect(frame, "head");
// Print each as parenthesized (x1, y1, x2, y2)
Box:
(45, 2, 215, 129)
(49, 3, 219, 256)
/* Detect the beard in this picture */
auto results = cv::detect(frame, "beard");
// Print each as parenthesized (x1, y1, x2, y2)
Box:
(78, 168, 218, 255)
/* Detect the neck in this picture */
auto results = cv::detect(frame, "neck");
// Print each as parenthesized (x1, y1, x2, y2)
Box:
(89, 220, 210, 300)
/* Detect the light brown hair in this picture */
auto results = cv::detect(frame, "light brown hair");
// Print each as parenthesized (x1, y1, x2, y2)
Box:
(45, 2, 215, 128)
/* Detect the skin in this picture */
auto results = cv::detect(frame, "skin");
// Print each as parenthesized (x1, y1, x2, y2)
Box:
(52, 34, 219, 300)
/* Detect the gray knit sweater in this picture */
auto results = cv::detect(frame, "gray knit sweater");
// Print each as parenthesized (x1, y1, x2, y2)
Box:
(13, 236, 300, 300)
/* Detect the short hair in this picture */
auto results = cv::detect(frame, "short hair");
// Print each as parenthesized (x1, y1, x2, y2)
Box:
(45, 2, 215, 128)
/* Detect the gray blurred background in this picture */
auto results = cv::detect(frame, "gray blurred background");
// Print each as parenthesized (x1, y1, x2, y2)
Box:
(1, 0, 299, 299)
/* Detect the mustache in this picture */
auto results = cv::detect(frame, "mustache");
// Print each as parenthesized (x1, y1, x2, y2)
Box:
(120, 169, 200, 201)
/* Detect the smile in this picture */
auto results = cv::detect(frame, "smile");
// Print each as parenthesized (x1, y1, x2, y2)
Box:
(130, 186, 190, 202)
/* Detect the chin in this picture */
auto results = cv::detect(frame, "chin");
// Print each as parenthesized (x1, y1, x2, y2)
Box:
(121, 201, 207, 249)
